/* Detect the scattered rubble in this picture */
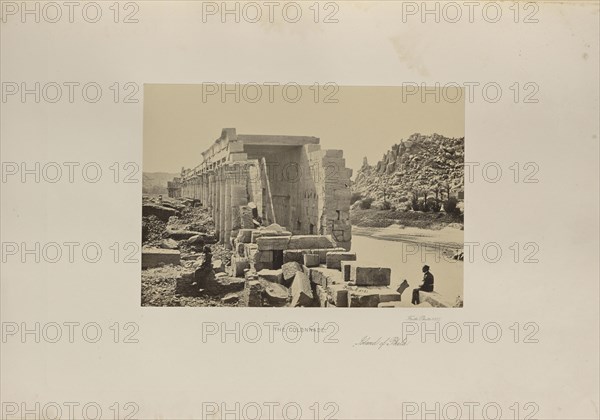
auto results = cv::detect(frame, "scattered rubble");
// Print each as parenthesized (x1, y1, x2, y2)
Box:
(142, 193, 461, 308)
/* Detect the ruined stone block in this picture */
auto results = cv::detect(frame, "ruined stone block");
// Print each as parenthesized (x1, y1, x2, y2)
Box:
(291, 271, 313, 307)
(256, 235, 291, 251)
(282, 262, 303, 284)
(348, 290, 380, 307)
(255, 250, 273, 263)
(324, 149, 343, 158)
(303, 253, 320, 267)
(283, 249, 304, 264)
(379, 290, 402, 302)
(309, 267, 343, 287)
(288, 235, 336, 249)
(315, 285, 328, 307)
(262, 281, 289, 307)
(325, 251, 357, 270)
(142, 248, 180, 269)
(235, 242, 245, 257)
(346, 263, 391, 286)
(230, 256, 250, 277)
(327, 284, 348, 307)
(257, 269, 283, 284)
(242, 280, 263, 307)
(251, 229, 292, 243)
(340, 261, 352, 281)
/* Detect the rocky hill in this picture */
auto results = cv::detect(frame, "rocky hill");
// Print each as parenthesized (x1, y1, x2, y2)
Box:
(353, 133, 464, 208)
(143, 172, 179, 195)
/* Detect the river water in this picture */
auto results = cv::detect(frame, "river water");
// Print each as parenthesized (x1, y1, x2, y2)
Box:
(351, 227, 464, 303)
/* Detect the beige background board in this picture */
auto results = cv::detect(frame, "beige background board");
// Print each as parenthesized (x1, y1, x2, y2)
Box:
(1, 1, 599, 419)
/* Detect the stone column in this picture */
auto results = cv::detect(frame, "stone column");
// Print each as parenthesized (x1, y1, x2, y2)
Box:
(223, 165, 233, 248)
(218, 167, 226, 244)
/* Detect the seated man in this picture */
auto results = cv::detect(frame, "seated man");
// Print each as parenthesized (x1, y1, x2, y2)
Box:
(412, 265, 434, 305)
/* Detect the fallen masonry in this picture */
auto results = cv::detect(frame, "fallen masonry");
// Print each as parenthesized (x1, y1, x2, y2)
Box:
(141, 129, 461, 307)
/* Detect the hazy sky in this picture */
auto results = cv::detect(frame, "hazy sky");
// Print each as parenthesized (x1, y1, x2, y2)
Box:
(143, 85, 464, 174)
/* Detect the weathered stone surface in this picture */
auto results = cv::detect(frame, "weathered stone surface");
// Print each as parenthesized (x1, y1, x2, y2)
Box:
(251, 229, 292, 243)
(159, 238, 179, 250)
(282, 262, 303, 284)
(419, 291, 460, 308)
(348, 290, 380, 307)
(303, 253, 320, 267)
(242, 280, 263, 307)
(257, 269, 283, 284)
(315, 285, 328, 307)
(230, 256, 250, 277)
(256, 235, 291, 251)
(236, 229, 255, 244)
(142, 204, 178, 222)
(187, 233, 217, 246)
(142, 248, 180, 269)
(283, 247, 346, 264)
(206, 275, 245, 295)
(378, 289, 402, 302)
(165, 229, 202, 240)
(327, 284, 348, 307)
(221, 293, 239, 304)
(309, 267, 343, 287)
(346, 263, 391, 286)
(291, 271, 313, 307)
(239, 206, 254, 229)
(325, 251, 357, 270)
(287, 235, 336, 249)
(262, 281, 289, 306)
(212, 259, 224, 273)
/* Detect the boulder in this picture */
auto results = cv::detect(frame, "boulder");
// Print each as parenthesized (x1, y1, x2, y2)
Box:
(291, 271, 313, 307)
(159, 238, 179, 250)
(142, 204, 179, 222)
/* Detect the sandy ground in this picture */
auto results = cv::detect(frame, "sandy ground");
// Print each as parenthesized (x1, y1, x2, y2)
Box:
(351, 224, 463, 303)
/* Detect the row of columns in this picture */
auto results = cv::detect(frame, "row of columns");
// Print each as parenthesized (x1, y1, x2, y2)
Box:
(180, 162, 249, 249)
